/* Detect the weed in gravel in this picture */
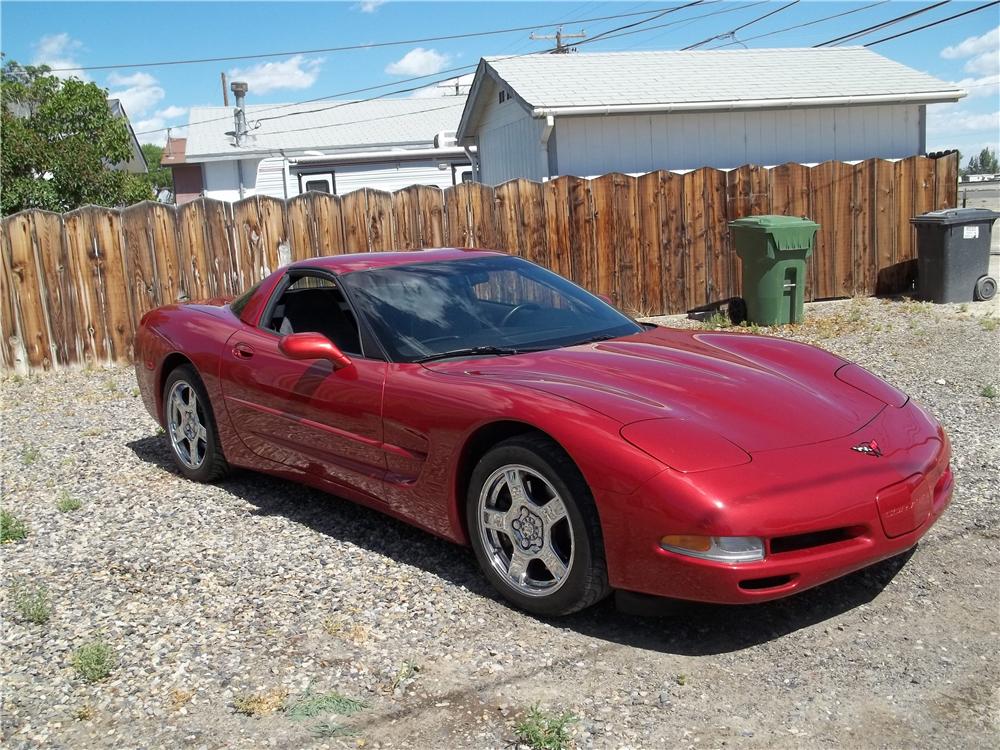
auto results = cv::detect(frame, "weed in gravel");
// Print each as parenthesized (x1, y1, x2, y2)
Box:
(56, 492, 82, 513)
(20, 446, 41, 465)
(170, 688, 194, 710)
(285, 690, 367, 720)
(389, 660, 420, 694)
(311, 721, 357, 738)
(981, 385, 998, 399)
(233, 688, 288, 717)
(981, 315, 999, 332)
(514, 705, 577, 750)
(11, 579, 51, 624)
(322, 616, 368, 644)
(73, 704, 96, 722)
(72, 641, 113, 683)
(701, 312, 731, 330)
(675, 673, 688, 686)
(1, 509, 28, 543)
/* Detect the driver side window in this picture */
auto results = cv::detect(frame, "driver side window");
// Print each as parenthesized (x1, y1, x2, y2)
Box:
(264, 274, 364, 356)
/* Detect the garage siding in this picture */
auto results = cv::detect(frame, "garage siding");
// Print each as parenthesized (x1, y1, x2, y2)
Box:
(552, 104, 922, 176)
(475, 79, 548, 185)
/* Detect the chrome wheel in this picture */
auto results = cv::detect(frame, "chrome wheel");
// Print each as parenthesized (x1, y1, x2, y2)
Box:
(167, 380, 207, 469)
(477, 464, 574, 598)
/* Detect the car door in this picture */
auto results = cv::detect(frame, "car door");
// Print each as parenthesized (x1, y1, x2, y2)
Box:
(220, 271, 388, 500)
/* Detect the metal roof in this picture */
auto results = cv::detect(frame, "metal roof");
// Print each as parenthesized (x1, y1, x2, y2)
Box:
(184, 98, 467, 162)
(458, 48, 965, 141)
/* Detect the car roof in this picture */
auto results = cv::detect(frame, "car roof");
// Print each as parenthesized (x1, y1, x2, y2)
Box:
(290, 247, 506, 274)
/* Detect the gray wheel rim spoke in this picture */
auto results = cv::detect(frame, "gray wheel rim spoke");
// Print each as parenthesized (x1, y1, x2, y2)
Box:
(167, 380, 207, 470)
(478, 463, 575, 598)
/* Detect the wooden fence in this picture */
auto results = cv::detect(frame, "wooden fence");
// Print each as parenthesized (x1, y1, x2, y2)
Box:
(0, 153, 957, 372)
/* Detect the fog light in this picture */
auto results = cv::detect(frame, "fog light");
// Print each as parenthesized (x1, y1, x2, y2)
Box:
(660, 535, 765, 563)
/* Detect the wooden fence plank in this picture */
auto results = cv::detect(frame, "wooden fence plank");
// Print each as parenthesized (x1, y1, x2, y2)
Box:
(366, 190, 396, 252)
(565, 177, 598, 295)
(341, 190, 371, 253)
(203, 199, 238, 294)
(0, 221, 21, 370)
(92, 209, 132, 362)
(933, 153, 958, 210)
(4, 213, 53, 369)
(703, 168, 728, 302)
(542, 177, 573, 280)
(287, 191, 347, 259)
(872, 159, 897, 296)
(444, 183, 474, 247)
(414, 185, 446, 248)
(682, 169, 708, 309)
(29, 212, 75, 367)
(63, 209, 110, 365)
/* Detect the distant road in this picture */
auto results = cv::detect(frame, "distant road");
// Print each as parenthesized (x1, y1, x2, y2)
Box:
(957, 181, 1000, 254)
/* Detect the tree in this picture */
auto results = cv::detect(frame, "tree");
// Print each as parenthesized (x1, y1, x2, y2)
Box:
(141, 143, 174, 200)
(965, 147, 999, 175)
(1, 60, 152, 215)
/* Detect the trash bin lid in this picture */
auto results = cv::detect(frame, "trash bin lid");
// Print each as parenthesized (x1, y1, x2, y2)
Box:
(910, 208, 1000, 225)
(729, 215, 820, 252)
(729, 215, 820, 231)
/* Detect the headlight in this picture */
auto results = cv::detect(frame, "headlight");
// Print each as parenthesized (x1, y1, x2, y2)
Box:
(620, 418, 751, 473)
(835, 363, 907, 408)
(660, 535, 764, 563)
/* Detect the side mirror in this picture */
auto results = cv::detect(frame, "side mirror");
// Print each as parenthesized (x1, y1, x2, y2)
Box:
(279, 332, 352, 370)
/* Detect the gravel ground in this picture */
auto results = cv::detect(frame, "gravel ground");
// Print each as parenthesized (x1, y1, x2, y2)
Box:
(1, 296, 998, 750)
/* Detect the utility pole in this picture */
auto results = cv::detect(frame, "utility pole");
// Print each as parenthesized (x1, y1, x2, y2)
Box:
(221, 72, 229, 106)
(529, 25, 586, 53)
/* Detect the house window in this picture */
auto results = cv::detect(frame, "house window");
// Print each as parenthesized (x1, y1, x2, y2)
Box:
(498, 90, 507, 104)
(304, 179, 331, 193)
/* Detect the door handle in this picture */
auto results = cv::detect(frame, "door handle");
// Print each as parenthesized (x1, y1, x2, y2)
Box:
(232, 343, 255, 359)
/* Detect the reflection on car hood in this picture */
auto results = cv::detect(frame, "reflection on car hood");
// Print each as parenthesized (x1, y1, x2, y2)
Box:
(425, 327, 885, 452)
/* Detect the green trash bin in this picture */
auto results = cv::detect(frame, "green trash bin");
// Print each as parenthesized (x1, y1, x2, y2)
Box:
(729, 215, 820, 325)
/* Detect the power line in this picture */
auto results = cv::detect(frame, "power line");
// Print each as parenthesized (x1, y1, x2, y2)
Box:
(137, 4, 707, 137)
(682, 0, 800, 50)
(570, 1, 770, 49)
(260, 103, 462, 139)
(45, 4, 695, 73)
(710, 1, 889, 49)
(571, 1, 707, 47)
(864, 1, 1000, 46)
(814, 1, 951, 47)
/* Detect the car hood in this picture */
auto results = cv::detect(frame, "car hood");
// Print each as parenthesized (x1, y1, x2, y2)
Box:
(425, 327, 885, 452)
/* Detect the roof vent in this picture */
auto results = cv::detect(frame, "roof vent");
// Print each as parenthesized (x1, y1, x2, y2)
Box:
(434, 130, 457, 148)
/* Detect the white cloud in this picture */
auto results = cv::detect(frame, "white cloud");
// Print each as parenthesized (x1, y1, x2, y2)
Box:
(941, 26, 1000, 76)
(951, 73, 1000, 99)
(386, 47, 450, 76)
(926, 104, 1000, 155)
(227, 55, 323, 95)
(32, 33, 87, 80)
(108, 70, 165, 117)
(157, 105, 188, 119)
(355, 0, 387, 12)
(106, 71, 157, 88)
(410, 73, 474, 99)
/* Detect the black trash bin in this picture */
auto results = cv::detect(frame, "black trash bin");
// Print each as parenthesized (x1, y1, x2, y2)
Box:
(910, 208, 998, 303)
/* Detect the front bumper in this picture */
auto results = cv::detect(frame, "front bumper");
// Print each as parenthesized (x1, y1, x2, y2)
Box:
(600, 400, 953, 604)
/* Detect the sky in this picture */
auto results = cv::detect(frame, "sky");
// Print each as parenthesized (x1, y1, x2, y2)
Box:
(1, 0, 998, 162)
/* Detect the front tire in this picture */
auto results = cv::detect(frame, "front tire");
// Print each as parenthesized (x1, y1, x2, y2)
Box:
(162, 364, 230, 482)
(466, 434, 610, 616)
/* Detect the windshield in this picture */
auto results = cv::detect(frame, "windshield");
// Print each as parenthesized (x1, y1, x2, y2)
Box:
(340, 256, 642, 362)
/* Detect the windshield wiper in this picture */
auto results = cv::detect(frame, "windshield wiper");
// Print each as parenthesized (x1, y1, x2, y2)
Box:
(571, 333, 618, 346)
(416, 346, 521, 363)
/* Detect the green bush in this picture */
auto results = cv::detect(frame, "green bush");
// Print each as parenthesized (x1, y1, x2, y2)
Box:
(72, 641, 113, 683)
(1, 509, 28, 543)
(11, 580, 51, 624)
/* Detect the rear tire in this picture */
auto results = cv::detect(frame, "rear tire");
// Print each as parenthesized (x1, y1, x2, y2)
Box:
(162, 364, 230, 482)
(466, 434, 610, 616)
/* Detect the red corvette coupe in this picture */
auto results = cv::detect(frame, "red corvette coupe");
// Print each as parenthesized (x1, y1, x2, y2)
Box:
(135, 249, 952, 616)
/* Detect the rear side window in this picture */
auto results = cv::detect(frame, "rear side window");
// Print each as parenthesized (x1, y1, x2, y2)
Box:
(230, 281, 263, 317)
